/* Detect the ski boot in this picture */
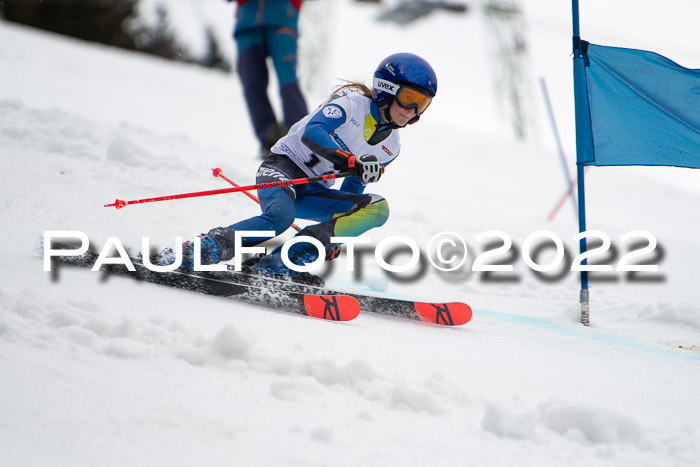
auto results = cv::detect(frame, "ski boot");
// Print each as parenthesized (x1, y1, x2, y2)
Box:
(152, 236, 221, 271)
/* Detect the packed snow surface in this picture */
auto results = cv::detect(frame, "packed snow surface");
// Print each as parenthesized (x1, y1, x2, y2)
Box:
(1, 1, 699, 466)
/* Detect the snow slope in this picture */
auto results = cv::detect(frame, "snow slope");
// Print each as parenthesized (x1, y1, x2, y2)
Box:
(1, 1, 700, 466)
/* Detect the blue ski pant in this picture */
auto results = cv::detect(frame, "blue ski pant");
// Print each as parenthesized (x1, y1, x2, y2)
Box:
(235, 26, 307, 145)
(210, 156, 390, 260)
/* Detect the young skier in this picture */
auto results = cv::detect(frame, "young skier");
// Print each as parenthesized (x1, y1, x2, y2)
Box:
(168, 52, 437, 276)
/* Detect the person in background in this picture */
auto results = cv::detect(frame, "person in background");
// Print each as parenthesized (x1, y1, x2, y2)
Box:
(232, 0, 308, 158)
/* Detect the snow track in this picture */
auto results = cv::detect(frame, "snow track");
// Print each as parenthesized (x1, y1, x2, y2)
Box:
(2, 2, 700, 465)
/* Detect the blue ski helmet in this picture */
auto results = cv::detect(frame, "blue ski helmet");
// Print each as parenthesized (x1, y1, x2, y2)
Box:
(372, 53, 437, 124)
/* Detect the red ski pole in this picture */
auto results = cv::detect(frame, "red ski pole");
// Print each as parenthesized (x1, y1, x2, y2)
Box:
(212, 167, 260, 204)
(105, 171, 353, 209)
(212, 167, 302, 232)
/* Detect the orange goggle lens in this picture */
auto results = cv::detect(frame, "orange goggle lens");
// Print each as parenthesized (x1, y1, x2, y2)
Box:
(395, 86, 433, 114)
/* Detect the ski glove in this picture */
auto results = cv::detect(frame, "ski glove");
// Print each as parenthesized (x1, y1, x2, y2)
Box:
(350, 154, 383, 184)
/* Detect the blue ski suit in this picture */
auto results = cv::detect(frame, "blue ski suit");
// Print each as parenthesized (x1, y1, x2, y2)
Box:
(206, 88, 399, 264)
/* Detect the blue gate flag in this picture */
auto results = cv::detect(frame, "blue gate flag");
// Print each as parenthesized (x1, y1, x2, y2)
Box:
(574, 42, 700, 168)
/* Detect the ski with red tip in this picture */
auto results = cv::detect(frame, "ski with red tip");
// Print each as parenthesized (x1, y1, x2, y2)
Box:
(225, 264, 472, 325)
(48, 242, 359, 322)
(47, 242, 468, 325)
(347, 295, 472, 326)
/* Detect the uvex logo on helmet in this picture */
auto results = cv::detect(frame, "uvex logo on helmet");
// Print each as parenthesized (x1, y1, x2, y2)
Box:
(373, 77, 398, 95)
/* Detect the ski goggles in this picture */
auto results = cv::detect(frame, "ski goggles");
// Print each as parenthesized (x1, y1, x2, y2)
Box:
(374, 77, 433, 114)
(394, 85, 433, 115)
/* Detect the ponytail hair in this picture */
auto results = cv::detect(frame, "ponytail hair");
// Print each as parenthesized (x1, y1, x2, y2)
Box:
(331, 80, 373, 99)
